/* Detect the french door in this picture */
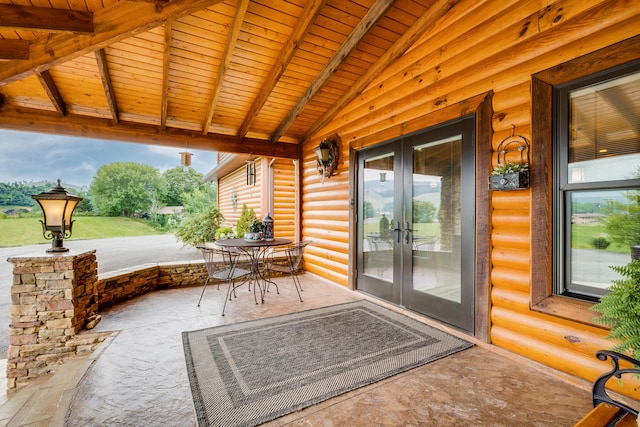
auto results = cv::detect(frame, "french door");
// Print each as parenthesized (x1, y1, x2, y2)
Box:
(356, 117, 475, 333)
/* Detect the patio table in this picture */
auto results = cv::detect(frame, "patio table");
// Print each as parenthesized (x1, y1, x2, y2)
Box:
(215, 237, 292, 303)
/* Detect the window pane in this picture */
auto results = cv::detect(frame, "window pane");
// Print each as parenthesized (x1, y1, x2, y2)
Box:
(568, 72, 640, 183)
(567, 190, 634, 297)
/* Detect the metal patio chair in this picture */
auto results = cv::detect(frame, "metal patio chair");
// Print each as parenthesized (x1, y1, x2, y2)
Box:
(196, 245, 252, 315)
(262, 240, 312, 302)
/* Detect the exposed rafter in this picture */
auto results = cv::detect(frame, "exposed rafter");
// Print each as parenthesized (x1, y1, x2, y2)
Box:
(202, 0, 250, 135)
(94, 49, 119, 124)
(302, 0, 461, 141)
(160, 21, 173, 129)
(0, 0, 225, 86)
(36, 70, 66, 116)
(0, 39, 29, 61)
(0, 4, 93, 33)
(236, 0, 327, 138)
(269, 0, 396, 143)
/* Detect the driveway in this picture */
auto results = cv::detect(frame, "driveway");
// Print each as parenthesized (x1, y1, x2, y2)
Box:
(0, 235, 202, 359)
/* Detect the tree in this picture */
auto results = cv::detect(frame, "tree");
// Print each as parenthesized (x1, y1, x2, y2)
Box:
(89, 162, 161, 216)
(604, 189, 640, 248)
(160, 167, 206, 206)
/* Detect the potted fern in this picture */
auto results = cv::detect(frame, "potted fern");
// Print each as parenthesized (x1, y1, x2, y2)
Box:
(491, 162, 529, 191)
(591, 260, 640, 361)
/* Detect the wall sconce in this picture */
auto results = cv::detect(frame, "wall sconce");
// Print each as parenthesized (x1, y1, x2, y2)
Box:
(314, 137, 340, 183)
(31, 179, 83, 253)
(246, 155, 256, 186)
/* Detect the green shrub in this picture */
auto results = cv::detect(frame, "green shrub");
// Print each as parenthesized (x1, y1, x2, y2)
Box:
(591, 236, 611, 250)
(235, 204, 258, 238)
(215, 226, 234, 240)
(174, 206, 223, 247)
(591, 260, 640, 361)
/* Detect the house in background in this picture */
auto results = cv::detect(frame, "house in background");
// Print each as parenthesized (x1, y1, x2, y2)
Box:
(1, 0, 640, 401)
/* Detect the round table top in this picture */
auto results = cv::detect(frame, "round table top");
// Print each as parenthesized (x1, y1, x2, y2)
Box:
(214, 237, 292, 248)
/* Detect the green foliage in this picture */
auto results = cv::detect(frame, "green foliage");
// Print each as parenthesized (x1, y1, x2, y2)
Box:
(174, 205, 223, 247)
(413, 200, 437, 223)
(160, 167, 207, 206)
(0, 181, 53, 207)
(215, 226, 234, 240)
(603, 189, 640, 247)
(591, 260, 640, 360)
(236, 204, 258, 238)
(90, 162, 161, 216)
(591, 236, 611, 250)
(180, 185, 217, 215)
(492, 162, 529, 175)
(248, 219, 264, 233)
(363, 201, 375, 219)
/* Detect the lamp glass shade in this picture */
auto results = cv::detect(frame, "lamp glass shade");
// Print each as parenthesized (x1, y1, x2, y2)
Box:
(64, 199, 79, 227)
(314, 145, 330, 163)
(39, 199, 67, 228)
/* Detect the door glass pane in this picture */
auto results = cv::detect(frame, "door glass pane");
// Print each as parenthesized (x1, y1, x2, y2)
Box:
(412, 136, 462, 302)
(363, 153, 394, 282)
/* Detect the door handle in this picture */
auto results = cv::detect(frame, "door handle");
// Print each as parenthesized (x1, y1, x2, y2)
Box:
(393, 221, 401, 243)
(404, 221, 413, 244)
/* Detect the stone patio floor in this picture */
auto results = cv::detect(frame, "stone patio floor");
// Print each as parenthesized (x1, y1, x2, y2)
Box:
(1, 274, 595, 426)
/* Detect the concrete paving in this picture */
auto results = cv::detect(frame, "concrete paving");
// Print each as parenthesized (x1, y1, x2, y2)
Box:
(0, 274, 595, 426)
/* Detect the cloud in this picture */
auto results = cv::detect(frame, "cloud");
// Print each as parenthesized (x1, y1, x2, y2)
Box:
(0, 130, 218, 186)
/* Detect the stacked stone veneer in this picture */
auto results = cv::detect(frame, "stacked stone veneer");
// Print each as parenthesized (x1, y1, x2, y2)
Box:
(6, 250, 109, 389)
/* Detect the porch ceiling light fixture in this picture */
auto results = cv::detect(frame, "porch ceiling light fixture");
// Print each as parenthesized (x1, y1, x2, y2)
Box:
(31, 179, 83, 253)
(314, 137, 340, 183)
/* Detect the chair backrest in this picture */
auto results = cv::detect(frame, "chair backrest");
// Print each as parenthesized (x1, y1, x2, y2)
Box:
(199, 246, 248, 280)
(286, 240, 312, 271)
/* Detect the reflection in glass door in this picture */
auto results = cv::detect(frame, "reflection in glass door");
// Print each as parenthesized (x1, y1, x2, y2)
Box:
(358, 142, 401, 304)
(357, 117, 475, 333)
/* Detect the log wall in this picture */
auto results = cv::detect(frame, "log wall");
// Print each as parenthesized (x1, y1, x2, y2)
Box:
(300, 0, 640, 391)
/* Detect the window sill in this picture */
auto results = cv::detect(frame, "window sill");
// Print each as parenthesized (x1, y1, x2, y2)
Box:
(531, 295, 608, 329)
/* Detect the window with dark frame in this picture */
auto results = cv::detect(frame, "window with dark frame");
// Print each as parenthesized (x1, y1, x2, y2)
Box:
(553, 61, 640, 301)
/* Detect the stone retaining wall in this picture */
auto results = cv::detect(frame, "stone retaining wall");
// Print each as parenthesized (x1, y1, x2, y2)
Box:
(7, 250, 292, 389)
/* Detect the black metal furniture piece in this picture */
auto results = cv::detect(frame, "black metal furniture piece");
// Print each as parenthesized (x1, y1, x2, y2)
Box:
(196, 246, 251, 315)
(263, 240, 311, 302)
(574, 350, 640, 427)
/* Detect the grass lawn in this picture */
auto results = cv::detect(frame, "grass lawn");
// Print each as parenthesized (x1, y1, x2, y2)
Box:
(0, 216, 163, 247)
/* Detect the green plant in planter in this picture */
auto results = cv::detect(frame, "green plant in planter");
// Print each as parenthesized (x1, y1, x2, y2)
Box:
(492, 162, 529, 175)
(248, 219, 264, 233)
(236, 204, 258, 238)
(591, 260, 640, 361)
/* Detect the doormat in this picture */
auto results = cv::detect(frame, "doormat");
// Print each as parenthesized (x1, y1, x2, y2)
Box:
(182, 299, 473, 427)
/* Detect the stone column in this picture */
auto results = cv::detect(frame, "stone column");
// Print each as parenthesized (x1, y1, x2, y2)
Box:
(6, 250, 99, 389)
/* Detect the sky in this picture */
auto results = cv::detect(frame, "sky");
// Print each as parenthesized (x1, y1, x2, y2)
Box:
(0, 129, 218, 190)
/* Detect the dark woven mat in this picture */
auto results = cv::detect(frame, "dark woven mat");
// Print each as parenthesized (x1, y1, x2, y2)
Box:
(182, 300, 473, 427)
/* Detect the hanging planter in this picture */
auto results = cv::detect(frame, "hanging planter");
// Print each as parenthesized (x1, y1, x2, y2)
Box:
(491, 128, 530, 191)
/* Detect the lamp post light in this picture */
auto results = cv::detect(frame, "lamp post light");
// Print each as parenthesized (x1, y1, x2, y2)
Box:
(31, 179, 83, 253)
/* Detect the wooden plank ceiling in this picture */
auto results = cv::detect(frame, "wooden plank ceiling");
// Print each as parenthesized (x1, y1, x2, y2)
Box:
(0, 0, 438, 159)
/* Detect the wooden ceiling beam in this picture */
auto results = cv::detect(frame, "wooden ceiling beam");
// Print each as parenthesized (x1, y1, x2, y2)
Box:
(237, 0, 326, 138)
(202, 0, 250, 135)
(269, 0, 396, 143)
(0, 105, 298, 159)
(0, 4, 93, 33)
(302, 0, 461, 142)
(0, 0, 225, 86)
(36, 70, 66, 116)
(160, 21, 173, 129)
(94, 49, 119, 124)
(0, 39, 29, 60)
